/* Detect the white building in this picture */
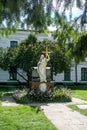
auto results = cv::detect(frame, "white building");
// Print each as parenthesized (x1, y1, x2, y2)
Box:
(0, 30, 87, 84)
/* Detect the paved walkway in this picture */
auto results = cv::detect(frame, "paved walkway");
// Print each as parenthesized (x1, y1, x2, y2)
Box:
(41, 102, 87, 130)
(40, 98, 87, 130)
(2, 95, 20, 106)
(1, 96, 87, 130)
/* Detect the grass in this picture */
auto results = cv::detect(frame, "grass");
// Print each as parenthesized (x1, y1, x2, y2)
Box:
(73, 90, 87, 100)
(0, 86, 57, 130)
(67, 86, 87, 117)
(68, 104, 87, 117)
(0, 90, 2, 105)
(67, 86, 87, 100)
(0, 106, 57, 130)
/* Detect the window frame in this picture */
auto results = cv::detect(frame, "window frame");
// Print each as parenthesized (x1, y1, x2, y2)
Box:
(10, 41, 18, 47)
(81, 68, 87, 81)
(64, 69, 71, 81)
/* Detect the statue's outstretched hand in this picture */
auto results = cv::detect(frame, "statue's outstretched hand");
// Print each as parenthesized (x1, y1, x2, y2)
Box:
(46, 54, 49, 57)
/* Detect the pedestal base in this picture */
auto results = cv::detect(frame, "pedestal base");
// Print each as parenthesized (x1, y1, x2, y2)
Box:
(31, 82, 54, 92)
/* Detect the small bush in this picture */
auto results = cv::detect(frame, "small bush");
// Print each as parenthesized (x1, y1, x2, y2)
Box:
(13, 87, 72, 103)
(53, 87, 72, 102)
(28, 88, 53, 103)
(13, 89, 29, 104)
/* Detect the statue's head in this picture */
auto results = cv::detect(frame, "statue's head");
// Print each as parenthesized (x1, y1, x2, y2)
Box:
(40, 54, 44, 60)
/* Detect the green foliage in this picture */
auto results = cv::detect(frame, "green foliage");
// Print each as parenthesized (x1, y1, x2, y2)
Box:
(0, 28, 84, 86)
(0, 106, 57, 130)
(0, 90, 2, 105)
(25, 34, 37, 45)
(13, 89, 29, 104)
(52, 20, 85, 69)
(13, 87, 53, 103)
(71, 86, 87, 100)
(53, 20, 79, 45)
(68, 104, 87, 116)
(0, 27, 17, 37)
(76, 0, 82, 8)
(28, 88, 53, 103)
(50, 44, 71, 74)
(73, 32, 87, 63)
(53, 87, 72, 102)
(13, 87, 72, 103)
(0, 36, 73, 85)
(0, 47, 19, 70)
(15, 39, 55, 84)
(0, 0, 86, 34)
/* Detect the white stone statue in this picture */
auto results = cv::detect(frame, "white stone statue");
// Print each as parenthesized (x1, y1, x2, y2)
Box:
(37, 54, 50, 82)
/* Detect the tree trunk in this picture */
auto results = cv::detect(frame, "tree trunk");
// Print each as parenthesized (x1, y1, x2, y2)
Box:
(27, 70, 32, 90)
(51, 66, 53, 81)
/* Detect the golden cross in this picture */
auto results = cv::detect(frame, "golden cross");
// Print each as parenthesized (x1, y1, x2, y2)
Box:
(42, 47, 51, 57)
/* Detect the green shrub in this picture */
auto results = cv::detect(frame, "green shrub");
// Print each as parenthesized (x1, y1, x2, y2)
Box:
(13, 89, 29, 104)
(28, 88, 53, 103)
(13, 87, 72, 103)
(53, 87, 72, 102)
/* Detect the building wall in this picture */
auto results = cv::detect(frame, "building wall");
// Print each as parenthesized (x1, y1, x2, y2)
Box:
(76, 63, 87, 83)
(0, 31, 53, 48)
(0, 31, 30, 48)
(53, 66, 76, 83)
(0, 69, 9, 82)
(17, 69, 27, 83)
(0, 30, 87, 83)
(71, 66, 76, 82)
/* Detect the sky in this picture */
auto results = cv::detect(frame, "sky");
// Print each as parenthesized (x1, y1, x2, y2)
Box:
(53, 0, 85, 21)
(2, 0, 85, 31)
(48, 0, 85, 31)
(65, 6, 83, 20)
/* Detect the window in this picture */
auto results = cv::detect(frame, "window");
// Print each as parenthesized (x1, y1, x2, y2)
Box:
(81, 68, 87, 81)
(9, 66, 17, 80)
(64, 70, 70, 81)
(10, 41, 18, 47)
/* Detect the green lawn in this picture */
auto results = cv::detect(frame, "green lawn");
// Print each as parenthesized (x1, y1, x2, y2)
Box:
(67, 86, 87, 117)
(0, 86, 57, 130)
(68, 104, 87, 116)
(73, 90, 87, 100)
(68, 86, 87, 100)
(0, 106, 57, 130)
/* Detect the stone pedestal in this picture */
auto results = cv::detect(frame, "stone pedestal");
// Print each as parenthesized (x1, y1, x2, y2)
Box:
(31, 81, 54, 92)
(31, 66, 53, 92)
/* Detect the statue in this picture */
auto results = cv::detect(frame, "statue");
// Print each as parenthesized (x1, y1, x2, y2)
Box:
(32, 47, 53, 93)
(37, 47, 50, 82)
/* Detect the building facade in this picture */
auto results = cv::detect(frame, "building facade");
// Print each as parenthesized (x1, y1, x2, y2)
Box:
(0, 30, 87, 84)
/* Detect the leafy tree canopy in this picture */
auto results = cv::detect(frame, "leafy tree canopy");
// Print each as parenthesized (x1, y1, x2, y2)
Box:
(73, 31, 87, 63)
(0, 0, 87, 34)
(0, 33, 73, 85)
